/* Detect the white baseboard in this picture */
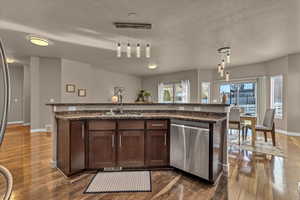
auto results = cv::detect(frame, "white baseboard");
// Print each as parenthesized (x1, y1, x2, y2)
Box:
(30, 128, 47, 133)
(51, 160, 57, 168)
(23, 123, 30, 126)
(7, 121, 24, 125)
(276, 129, 300, 136)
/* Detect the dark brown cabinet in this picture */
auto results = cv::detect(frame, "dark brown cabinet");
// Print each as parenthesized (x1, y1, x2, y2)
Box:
(57, 119, 170, 176)
(57, 119, 85, 176)
(70, 121, 86, 173)
(89, 131, 116, 168)
(118, 130, 145, 167)
(146, 130, 169, 166)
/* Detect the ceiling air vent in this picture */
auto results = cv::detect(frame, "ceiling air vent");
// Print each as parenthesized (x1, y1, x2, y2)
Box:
(113, 22, 152, 30)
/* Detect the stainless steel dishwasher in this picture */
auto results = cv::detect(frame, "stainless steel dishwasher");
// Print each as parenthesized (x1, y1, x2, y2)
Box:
(170, 119, 210, 180)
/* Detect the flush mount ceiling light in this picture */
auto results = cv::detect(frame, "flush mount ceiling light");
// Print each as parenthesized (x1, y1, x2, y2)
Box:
(27, 35, 50, 47)
(217, 46, 231, 81)
(6, 58, 15, 64)
(148, 64, 157, 69)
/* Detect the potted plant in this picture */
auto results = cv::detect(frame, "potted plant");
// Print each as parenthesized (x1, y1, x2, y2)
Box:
(144, 91, 152, 103)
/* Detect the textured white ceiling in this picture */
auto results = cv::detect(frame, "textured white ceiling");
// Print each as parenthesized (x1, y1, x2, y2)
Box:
(0, 0, 299, 76)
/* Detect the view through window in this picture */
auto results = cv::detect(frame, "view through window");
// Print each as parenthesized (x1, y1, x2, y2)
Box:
(271, 75, 283, 118)
(158, 80, 190, 103)
(220, 82, 257, 115)
(201, 82, 210, 103)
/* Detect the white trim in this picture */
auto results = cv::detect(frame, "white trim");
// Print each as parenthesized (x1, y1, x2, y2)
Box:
(7, 121, 24, 125)
(30, 128, 47, 133)
(23, 123, 30, 126)
(276, 129, 300, 136)
(51, 160, 57, 168)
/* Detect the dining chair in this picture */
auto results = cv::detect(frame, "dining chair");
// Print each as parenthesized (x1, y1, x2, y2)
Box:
(229, 107, 245, 145)
(255, 109, 276, 146)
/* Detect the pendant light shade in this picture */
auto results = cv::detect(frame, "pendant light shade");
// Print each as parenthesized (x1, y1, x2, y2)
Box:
(218, 64, 222, 73)
(220, 68, 224, 77)
(136, 44, 141, 58)
(146, 44, 151, 58)
(221, 59, 226, 68)
(117, 43, 121, 58)
(226, 53, 230, 63)
(225, 72, 230, 81)
(127, 43, 131, 58)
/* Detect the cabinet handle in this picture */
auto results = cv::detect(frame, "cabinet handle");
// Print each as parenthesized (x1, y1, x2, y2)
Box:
(112, 135, 115, 148)
(81, 124, 84, 140)
(152, 124, 164, 127)
(164, 134, 167, 146)
(119, 135, 122, 147)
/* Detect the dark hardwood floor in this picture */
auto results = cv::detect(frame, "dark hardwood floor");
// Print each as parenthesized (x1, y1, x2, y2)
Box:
(0, 125, 300, 200)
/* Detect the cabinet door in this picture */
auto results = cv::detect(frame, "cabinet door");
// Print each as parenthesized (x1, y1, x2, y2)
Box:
(70, 121, 85, 173)
(146, 130, 169, 166)
(118, 131, 145, 167)
(89, 131, 116, 168)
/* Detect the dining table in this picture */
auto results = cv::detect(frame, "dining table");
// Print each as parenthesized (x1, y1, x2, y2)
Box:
(240, 115, 257, 146)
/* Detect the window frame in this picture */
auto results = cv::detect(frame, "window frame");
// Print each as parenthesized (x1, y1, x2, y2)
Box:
(200, 82, 211, 104)
(219, 81, 257, 116)
(270, 75, 283, 119)
(158, 80, 190, 103)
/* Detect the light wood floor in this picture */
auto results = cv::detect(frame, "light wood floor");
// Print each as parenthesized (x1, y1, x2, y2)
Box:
(1, 125, 300, 200)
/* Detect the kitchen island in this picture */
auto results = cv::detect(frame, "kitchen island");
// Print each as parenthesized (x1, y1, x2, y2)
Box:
(47, 103, 229, 184)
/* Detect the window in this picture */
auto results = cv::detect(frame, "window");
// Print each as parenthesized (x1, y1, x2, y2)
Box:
(220, 82, 257, 115)
(271, 75, 283, 119)
(201, 82, 210, 103)
(158, 80, 190, 103)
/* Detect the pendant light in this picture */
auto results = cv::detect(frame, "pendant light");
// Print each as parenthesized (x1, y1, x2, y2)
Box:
(220, 68, 224, 77)
(217, 47, 231, 81)
(225, 72, 230, 81)
(221, 59, 226, 68)
(126, 43, 131, 58)
(136, 44, 141, 58)
(218, 64, 222, 73)
(117, 43, 121, 58)
(146, 44, 151, 58)
(116, 42, 151, 58)
(226, 53, 230, 63)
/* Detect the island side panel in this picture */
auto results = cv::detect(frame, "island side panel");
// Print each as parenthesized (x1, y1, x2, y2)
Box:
(50, 106, 58, 167)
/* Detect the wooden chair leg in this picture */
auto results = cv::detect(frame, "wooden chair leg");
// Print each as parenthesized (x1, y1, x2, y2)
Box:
(238, 129, 241, 145)
(264, 132, 267, 142)
(242, 127, 244, 140)
(271, 124, 276, 146)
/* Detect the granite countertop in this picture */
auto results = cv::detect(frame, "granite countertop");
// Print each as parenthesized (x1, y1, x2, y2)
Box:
(46, 102, 229, 107)
(55, 112, 227, 123)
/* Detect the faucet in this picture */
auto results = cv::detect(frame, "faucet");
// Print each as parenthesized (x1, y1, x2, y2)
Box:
(114, 87, 124, 114)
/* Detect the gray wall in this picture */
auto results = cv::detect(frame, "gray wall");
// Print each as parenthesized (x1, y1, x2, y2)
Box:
(7, 65, 24, 123)
(142, 69, 199, 103)
(61, 59, 141, 103)
(30, 57, 40, 129)
(287, 53, 300, 133)
(23, 65, 30, 124)
(30, 57, 61, 130)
